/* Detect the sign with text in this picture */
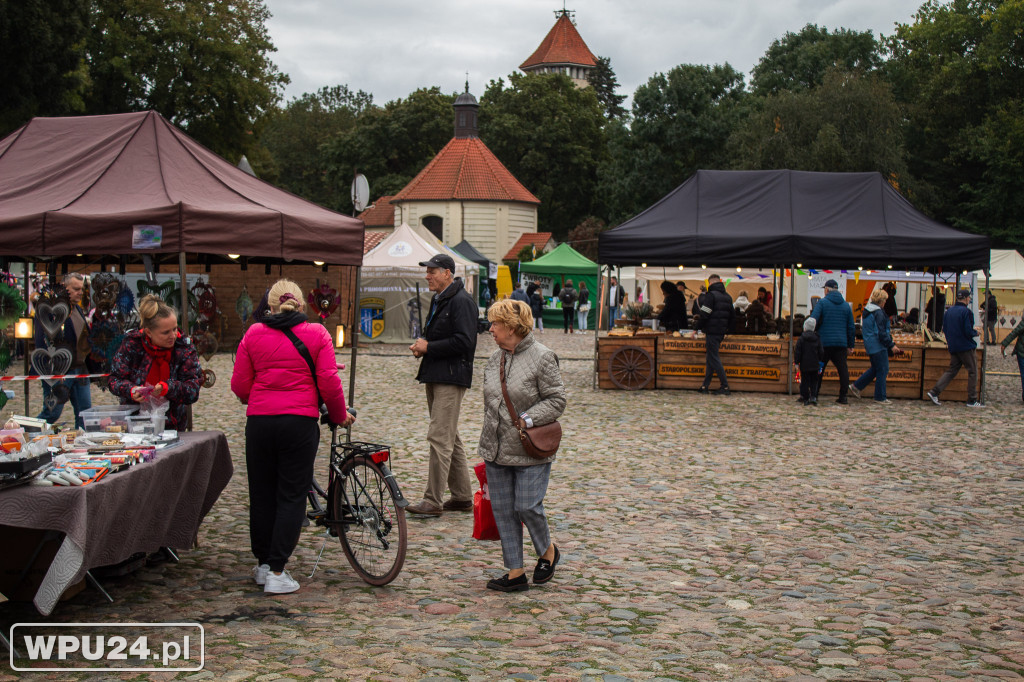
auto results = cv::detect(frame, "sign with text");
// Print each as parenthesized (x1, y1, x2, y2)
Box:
(849, 347, 915, 362)
(131, 225, 162, 249)
(822, 369, 920, 383)
(659, 364, 781, 381)
(662, 338, 783, 356)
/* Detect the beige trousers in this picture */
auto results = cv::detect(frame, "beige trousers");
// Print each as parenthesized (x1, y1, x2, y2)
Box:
(423, 383, 473, 507)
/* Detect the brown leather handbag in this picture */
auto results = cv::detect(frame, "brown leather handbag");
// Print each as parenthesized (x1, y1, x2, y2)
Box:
(499, 353, 561, 459)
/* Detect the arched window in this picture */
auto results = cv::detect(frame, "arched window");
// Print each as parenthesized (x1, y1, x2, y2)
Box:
(422, 215, 443, 242)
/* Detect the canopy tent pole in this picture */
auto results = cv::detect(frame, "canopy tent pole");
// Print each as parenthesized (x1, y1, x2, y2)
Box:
(787, 265, 796, 395)
(23, 262, 30, 414)
(592, 265, 606, 390)
(348, 266, 361, 417)
(981, 267, 990, 404)
(178, 252, 193, 431)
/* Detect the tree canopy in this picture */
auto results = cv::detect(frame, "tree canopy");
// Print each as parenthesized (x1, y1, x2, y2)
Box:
(588, 56, 627, 120)
(479, 73, 608, 239)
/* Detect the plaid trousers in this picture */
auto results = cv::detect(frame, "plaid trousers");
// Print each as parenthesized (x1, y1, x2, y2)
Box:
(485, 461, 552, 570)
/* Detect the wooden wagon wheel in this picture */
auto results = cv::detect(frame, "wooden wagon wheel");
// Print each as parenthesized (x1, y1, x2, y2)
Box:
(607, 346, 654, 390)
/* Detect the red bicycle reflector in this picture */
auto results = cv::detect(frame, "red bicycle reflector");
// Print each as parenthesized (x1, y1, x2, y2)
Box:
(371, 450, 389, 464)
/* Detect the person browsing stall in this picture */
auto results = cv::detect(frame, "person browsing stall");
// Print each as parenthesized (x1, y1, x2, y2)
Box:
(657, 280, 687, 332)
(848, 288, 900, 404)
(478, 299, 566, 592)
(231, 280, 354, 595)
(109, 294, 202, 431)
(406, 254, 478, 517)
(691, 274, 734, 395)
(35, 273, 92, 428)
(810, 279, 855, 404)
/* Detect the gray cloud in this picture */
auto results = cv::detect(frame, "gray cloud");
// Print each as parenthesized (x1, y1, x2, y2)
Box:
(263, 0, 923, 104)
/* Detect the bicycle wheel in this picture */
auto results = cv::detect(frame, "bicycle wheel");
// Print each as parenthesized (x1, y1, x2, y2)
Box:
(332, 456, 407, 585)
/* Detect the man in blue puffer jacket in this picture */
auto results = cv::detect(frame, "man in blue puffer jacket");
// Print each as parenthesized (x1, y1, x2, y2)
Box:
(926, 288, 983, 407)
(811, 279, 855, 404)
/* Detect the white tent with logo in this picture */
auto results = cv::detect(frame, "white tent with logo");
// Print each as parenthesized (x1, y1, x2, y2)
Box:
(359, 223, 475, 343)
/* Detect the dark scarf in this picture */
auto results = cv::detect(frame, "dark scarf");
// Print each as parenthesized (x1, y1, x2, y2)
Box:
(262, 310, 308, 330)
(142, 333, 175, 386)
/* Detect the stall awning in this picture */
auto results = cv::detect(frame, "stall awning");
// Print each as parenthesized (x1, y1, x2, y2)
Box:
(598, 170, 990, 271)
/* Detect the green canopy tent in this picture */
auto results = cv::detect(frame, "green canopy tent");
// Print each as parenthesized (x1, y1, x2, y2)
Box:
(519, 243, 599, 329)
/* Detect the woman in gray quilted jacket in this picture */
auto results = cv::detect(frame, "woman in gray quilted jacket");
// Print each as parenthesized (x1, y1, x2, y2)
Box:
(478, 299, 566, 592)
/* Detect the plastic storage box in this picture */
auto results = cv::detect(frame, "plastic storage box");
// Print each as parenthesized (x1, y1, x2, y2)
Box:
(126, 414, 166, 435)
(80, 405, 140, 433)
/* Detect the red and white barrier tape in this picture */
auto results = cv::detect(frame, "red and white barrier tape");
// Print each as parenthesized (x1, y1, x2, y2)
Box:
(0, 373, 110, 382)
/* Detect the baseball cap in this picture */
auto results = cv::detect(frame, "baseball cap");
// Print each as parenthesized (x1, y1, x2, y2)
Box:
(956, 288, 971, 300)
(419, 254, 455, 272)
(824, 279, 839, 289)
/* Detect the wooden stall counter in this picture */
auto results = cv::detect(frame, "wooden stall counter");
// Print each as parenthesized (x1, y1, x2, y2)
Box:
(656, 335, 790, 392)
(819, 334, 925, 399)
(922, 345, 985, 402)
(597, 332, 661, 390)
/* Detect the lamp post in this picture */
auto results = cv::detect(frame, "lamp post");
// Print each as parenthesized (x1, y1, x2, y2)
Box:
(15, 316, 33, 414)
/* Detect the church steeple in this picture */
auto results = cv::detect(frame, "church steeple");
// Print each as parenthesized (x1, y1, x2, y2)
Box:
(453, 81, 479, 139)
(520, 8, 597, 88)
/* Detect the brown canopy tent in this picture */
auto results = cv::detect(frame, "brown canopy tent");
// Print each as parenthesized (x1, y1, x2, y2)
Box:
(0, 110, 364, 263)
(0, 110, 366, 409)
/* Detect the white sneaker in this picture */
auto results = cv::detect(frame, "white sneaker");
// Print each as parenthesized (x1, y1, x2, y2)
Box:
(253, 563, 270, 586)
(874, 399, 893, 405)
(926, 391, 941, 406)
(965, 400, 985, 408)
(264, 570, 300, 594)
(848, 384, 862, 399)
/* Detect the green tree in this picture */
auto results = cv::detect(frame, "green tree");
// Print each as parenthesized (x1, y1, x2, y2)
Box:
(597, 63, 747, 222)
(729, 68, 909, 181)
(321, 87, 455, 214)
(565, 216, 608, 262)
(84, 0, 288, 160)
(479, 72, 608, 238)
(260, 85, 373, 210)
(751, 23, 883, 96)
(886, 0, 1024, 246)
(0, 0, 90, 135)
(588, 56, 627, 120)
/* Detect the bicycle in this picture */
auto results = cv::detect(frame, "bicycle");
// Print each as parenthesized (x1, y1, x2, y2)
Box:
(306, 409, 409, 585)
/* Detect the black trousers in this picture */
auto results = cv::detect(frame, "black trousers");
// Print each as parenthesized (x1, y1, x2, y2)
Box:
(246, 414, 319, 572)
(562, 307, 574, 332)
(799, 372, 819, 401)
(703, 334, 728, 388)
(817, 347, 850, 400)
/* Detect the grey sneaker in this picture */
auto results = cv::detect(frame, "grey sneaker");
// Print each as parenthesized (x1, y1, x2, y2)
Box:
(926, 391, 941, 405)
(874, 399, 893, 405)
(264, 570, 300, 594)
(253, 563, 270, 586)
(966, 400, 985, 408)
(848, 384, 862, 399)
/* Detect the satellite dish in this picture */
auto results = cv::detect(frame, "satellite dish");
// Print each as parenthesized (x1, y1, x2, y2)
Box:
(351, 174, 370, 212)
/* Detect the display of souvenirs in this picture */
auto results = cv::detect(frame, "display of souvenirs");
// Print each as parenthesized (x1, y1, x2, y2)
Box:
(308, 281, 340, 320)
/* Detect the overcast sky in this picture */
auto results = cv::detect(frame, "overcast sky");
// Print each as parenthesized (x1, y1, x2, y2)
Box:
(262, 0, 926, 105)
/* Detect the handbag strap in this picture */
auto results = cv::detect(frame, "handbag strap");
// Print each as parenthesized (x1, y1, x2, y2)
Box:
(280, 326, 324, 407)
(498, 352, 522, 430)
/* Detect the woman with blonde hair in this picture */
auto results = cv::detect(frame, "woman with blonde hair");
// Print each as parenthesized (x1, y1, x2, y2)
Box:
(231, 279, 354, 594)
(478, 299, 566, 592)
(849, 288, 901, 404)
(109, 294, 203, 430)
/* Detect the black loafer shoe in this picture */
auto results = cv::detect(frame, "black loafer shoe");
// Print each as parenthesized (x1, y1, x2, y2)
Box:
(442, 498, 473, 512)
(533, 546, 560, 584)
(713, 386, 730, 396)
(487, 573, 529, 592)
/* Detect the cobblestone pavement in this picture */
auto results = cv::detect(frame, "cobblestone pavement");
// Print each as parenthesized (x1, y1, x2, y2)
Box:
(3, 332, 1023, 681)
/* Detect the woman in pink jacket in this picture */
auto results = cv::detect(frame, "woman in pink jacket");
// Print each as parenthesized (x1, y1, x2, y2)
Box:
(231, 279, 354, 594)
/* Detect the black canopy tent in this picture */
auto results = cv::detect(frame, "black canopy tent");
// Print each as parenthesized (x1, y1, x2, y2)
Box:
(596, 169, 992, 397)
(598, 170, 990, 270)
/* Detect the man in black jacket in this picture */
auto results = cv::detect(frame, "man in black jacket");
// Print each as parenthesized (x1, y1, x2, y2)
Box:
(407, 254, 478, 516)
(691, 274, 734, 395)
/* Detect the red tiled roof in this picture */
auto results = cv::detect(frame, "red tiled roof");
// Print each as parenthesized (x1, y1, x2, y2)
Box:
(520, 13, 597, 69)
(363, 230, 388, 254)
(392, 137, 540, 204)
(503, 232, 554, 261)
(357, 195, 396, 228)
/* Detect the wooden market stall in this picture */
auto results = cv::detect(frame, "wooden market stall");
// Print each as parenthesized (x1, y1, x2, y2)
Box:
(595, 170, 992, 396)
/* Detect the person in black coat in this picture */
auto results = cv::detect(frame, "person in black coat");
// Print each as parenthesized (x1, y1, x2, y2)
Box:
(656, 280, 687, 332)
(407, 254, 479, 517)
(794, 317, 825, 405)
(926, 287, 947, 334)
(691, 274, 735, 394)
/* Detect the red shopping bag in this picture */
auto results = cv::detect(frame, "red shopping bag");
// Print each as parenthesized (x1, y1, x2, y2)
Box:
(472, 462, 500, 541)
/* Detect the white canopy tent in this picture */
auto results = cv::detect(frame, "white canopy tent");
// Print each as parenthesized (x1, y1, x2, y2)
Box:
(975, 249, 1024, 290)
(359, 223, 474, 343)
